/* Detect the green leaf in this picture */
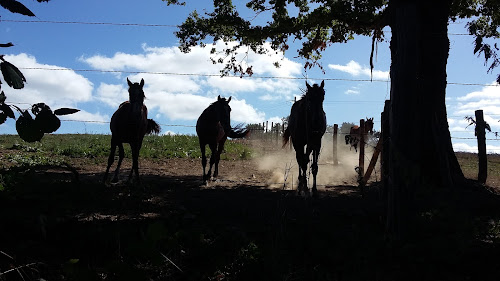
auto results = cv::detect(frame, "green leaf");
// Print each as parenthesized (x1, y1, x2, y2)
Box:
(0, 0, 36, 17)
(474, 36, 483, 54)
(0, 42, 14, 48)
(31, 103, 52, 116)
(0, 112, 7, 125)
(16, 110, 44, 142)
(0, 60, 26, 89)
(35, 110, 61, 133)
(54, 108, 80, 116)
(0, 103, 15, 118)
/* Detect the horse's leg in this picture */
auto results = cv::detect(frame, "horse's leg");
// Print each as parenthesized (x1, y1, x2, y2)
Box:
(207, 142, 217, 181)
(200, 142, 208, 183)
(303, 146, 313, 196)
(128, 140, 142, 184)
(112, 143, 125, 183)
(103, 138, 117, 183)
(214, 138, 226, 178)
(294, 145, 307, 195)
(311, 148, 320, 197)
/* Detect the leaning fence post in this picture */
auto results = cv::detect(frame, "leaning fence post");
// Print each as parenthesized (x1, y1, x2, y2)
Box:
(475, 109, 487, 183)
(333, 124, 339, 165)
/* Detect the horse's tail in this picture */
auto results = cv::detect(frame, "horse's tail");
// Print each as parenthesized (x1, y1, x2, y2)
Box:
(146, 119, 161, 135)
(228, 123, 250, 139)
(282, 127, 290, 148)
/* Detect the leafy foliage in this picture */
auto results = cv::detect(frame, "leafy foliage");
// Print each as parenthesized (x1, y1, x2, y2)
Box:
(169, 0, 387, 76)
(459, 0, 500, 83)
(0, 0, 80, 142)
(170, 0, 500, 80)
(0, 56, 26, 89)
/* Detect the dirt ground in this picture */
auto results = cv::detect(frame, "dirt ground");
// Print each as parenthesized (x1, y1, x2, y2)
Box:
(93, 138, 374, 192)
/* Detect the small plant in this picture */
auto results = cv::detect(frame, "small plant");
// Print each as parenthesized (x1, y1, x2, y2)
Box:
(239, 147, 252, 159)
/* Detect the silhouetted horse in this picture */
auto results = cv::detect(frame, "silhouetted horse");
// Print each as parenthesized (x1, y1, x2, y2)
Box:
(196, 95, 249, 184)
(103, 78, 160, 184)
(345, 117, 374, 152)
(283, 81, 326, 197)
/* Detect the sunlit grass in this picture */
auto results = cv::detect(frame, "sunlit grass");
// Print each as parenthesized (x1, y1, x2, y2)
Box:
(0, 134, 253, 165)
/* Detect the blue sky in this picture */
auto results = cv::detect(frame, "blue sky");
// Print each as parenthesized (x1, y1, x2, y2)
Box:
(1, 0, 500, 153)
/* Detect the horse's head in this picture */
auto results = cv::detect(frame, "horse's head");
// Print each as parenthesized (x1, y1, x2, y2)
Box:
(365, 117, 374, 134)
(215, 95, 232, 132)
(127, 77, 146, 116)
(127, 77, 145, 104)
(305, 80, 326, 133)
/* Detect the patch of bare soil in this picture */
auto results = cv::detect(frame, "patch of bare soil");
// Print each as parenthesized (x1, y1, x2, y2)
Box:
(1, 155, 500, 281)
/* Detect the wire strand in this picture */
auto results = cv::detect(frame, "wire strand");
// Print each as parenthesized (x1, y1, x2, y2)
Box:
(17, 67, 500, 87)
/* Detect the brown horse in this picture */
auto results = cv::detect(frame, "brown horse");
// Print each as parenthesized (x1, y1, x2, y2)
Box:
(345, 117, 374, 152)
(103, 78, 160, 184)
(196, 95, 249, 184)
(283, 81, 326, 197)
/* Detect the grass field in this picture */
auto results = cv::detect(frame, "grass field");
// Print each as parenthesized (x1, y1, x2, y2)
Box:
(0, 134, 252, 167)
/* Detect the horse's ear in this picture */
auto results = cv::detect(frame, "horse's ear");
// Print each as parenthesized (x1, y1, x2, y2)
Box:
(320, 80, 325, 88)
(127, 77, 132, 87)
(306, 81, 311, 90)
(227, 96, 231, 103)
(218, 95, 221, 101)
(140, 78, 144, 87)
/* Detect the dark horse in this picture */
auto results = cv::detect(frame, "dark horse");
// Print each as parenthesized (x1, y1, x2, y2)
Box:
(283, 81, 326, 197)
(196, 95, 249, 184)
(345, 117, 374, 152)
(103, 78, 161, 184)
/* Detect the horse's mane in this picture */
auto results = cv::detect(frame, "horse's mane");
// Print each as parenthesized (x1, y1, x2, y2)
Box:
(297, 83, 323, 102)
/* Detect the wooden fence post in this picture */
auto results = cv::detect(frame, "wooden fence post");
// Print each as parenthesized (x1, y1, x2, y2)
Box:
(359, 119, 365, 191)
(333, 124, 339, 165)
(361, 138, 382, 186)
(475, 109, 487, 183)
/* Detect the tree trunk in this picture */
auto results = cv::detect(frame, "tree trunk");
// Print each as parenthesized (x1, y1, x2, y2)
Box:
(386, 0, 465, 240)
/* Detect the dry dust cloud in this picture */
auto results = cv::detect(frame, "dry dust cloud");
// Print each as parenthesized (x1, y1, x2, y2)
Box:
(249, 136, 380, 190)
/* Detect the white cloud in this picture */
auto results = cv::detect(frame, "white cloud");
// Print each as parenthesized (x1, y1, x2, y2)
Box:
(61, 110, 109, 123)
(161, 130, 177, 136)
(96, 83, 128, 108)
(328, 60, 389, 80)
(457, 82, 500, 101)
(80, 42, 303, 121)
(3, 53, 93, 109)
(229, 98, 266, 124)
(452, 82, 500, 132)
(453, 142, 500, 153)
(268, 116, 283, 125)
(345, 89, 360, 95)
(80, 42, 302, 102)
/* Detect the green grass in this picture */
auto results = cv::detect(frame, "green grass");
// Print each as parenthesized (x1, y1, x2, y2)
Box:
(456, 152, 500, 188)
(0, 133, 253, 166)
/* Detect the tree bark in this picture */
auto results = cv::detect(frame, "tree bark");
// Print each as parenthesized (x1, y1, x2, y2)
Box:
(386, 0, 465, 240)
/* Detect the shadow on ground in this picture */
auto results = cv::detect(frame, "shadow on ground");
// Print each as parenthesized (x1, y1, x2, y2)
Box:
(1, 166, 500, 281)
